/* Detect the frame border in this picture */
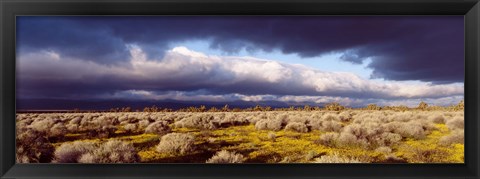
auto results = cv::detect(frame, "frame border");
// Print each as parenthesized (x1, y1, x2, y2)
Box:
(1, 0, 479, 178)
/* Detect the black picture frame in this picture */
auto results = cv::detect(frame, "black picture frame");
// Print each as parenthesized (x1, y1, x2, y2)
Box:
(1, 0, 479, 178)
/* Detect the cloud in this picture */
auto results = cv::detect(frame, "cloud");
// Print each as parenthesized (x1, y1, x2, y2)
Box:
(17, 46, 463, 107)
(17, 16, 464, 83)
(106, 90, 463, 108)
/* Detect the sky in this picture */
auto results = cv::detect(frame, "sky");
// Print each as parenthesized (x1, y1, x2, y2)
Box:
(15, 16, 464, 109)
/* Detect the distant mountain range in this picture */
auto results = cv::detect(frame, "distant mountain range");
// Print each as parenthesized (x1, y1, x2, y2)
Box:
(16, 98, 330, 111)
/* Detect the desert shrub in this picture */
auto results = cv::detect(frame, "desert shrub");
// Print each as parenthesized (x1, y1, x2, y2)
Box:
(79, 116, 91, 127)
(247, 116, 263, 124)
(16, 130, 55, 163)
(119, 120, 130, 126)
(338, 111, 352, 122)
(127, 117, 140, 124)
(324, 103, 345, 111)
(322, 120, 343, 132)
(439, 129, 464, 146)
(322, 114, 339, 121)
(53, 141, 96, 163)
(145, 121, 171, 135)
(390, 113, 413, 122)
(49, 123, 68, 138)
(118, 115, 128, 122)
(255, 118, 285, 131)
(416, 120, 437, 131)
(366, 113, 392, 123)
(386, 122, 426, 139)
(336, 132, 368, 148)
(274, 114, 289, 121)
(375, 146, 392, 155)
(376, 132, 402, 146)
(217, 114, 249, 127)
(417, 101, 428, 110)
(66, 123, 79, 132)
(429, 115, 445, 124)
(213, 113, 226, 120)
(409, 147, 451, 163)
(16, 120, 30, 134)
(314, 153, 362, 163)
(95, 116, 119, 126)
(97, 125, 118, 138)
(310, 120, 342, 132)
(384, 121, 401, 132)
(317, 133, 339, 147)
(206, 150, 245, 163)
(122, 123, 138, 133)
(29, 117, 56, 133)
(366, 104, 382, 110)
(174, 114, 219, 130)
(285, 116, 307, 124)
(446, 117, 464, 130)
(284, 122, 308, 133)
(336, 123, 400, 148)
(343, 123, 379, 139)
(246, 112, 266, 124)
(78, 140, 139, 163)
(69, 117, 82, 125)
(156, 133, 195, 155)
(138, 119, 151, 128)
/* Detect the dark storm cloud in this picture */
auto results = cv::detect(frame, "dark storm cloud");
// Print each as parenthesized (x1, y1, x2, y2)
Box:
(17, 16, 464, 83)
(17, 17, 130, 64)
(16, 46, 463, 102)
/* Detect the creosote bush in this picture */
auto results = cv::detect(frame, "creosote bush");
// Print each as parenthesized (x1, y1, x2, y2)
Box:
(156, 133, 196, 155)
(206, 150, 245, 163)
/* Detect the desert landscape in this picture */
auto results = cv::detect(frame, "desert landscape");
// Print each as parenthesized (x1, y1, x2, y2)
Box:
(16, 102, 464, 164)
(16, 16, 465, 164)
